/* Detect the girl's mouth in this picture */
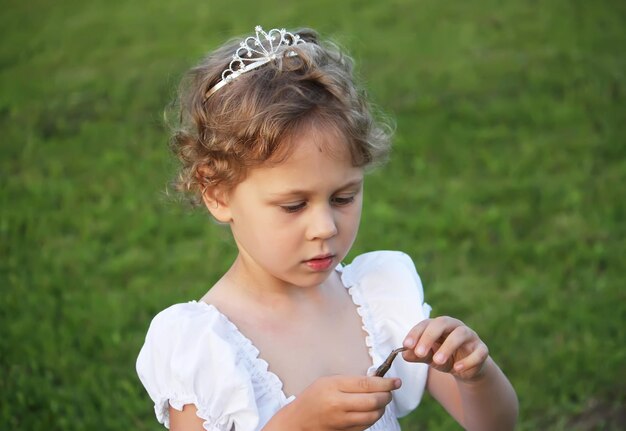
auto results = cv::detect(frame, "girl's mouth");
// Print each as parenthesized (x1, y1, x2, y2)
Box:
(304, 254, 335, 271)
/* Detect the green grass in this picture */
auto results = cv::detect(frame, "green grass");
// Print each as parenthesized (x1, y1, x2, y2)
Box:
(1, 0, 624, 429)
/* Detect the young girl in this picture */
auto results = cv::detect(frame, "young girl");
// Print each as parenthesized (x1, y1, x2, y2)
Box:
(136, 26, 518, 431)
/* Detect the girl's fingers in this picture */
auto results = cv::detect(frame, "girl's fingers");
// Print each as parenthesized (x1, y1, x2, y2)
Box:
(344, 391, 393, 412)
(343, 409, 387, 428)
(403, 317, 463, 360)
(337, 376, 401, 394)
(402, 344, 434, 363)
(431, 325, 476, 366)
(453, 343, 490, 373)
(402, 318, 430, 350)
(402, 316, 490, 378)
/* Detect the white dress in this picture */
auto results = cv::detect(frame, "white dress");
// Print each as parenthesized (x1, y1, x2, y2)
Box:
(136, 251, 432, 431)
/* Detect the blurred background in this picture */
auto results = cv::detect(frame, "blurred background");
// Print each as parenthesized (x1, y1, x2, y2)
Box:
(1, 0, 624, 429)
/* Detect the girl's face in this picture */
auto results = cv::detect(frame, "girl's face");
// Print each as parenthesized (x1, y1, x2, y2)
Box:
(221, 127, 364, 290)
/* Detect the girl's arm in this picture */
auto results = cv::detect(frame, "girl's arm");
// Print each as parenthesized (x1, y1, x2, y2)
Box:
(168, 404, 206, 431)
(403, 317, 518, 431)
(427, 357, 518, 430)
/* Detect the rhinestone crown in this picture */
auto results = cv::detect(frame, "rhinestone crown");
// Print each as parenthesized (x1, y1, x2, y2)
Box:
(205, 26, 306, 99)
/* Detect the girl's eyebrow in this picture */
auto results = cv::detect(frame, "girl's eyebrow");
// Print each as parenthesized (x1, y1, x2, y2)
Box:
(268, 178, 364, 198)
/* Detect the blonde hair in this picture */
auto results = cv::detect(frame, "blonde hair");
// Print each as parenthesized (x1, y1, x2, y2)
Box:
(169, 28, 392, 206)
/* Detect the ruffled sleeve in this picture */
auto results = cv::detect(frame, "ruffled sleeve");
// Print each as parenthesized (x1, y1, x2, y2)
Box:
(136, 302, 260, 430)
(340, 250, 432, 417)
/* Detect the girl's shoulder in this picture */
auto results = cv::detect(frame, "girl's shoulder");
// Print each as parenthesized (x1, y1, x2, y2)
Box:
(339, 249, 430, 316)
(340, 250, 426, 298)
(140, 301, 235, 351)
(144, 300, 220, 335)
(136, 301, 262, 429)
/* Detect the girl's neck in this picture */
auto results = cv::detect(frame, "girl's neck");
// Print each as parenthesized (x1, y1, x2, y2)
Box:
(205, 255, 338, 314)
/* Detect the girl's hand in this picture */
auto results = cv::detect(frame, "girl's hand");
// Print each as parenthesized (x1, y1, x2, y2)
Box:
(266, 375, 400, 431)
(402, 316, 489, 382)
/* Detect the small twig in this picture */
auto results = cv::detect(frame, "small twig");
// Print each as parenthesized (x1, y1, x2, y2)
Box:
(374, 347, 408, 377)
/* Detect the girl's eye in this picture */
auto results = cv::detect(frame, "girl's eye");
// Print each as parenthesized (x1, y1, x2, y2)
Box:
(332, 195, 355, 206)
(281, 202, 307, 213)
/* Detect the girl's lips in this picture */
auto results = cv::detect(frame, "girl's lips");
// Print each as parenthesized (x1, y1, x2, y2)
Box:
(304, 255, 335, 271)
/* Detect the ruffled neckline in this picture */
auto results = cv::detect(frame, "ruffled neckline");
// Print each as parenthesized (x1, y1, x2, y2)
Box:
(337, 264, 385, 374)
(191, 263, 383, 403)
(193, 300, 296, 406)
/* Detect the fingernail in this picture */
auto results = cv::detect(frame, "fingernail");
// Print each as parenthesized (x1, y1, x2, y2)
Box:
(394, 379, 402, 389)
(416, 345, 427, 356)
(403, 338, 414, 348)
(434, 353, 445, 364)
(454, 362, 464, 371)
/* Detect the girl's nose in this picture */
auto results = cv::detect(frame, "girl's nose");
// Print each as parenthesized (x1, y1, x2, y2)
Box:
(306, 205, 338, 240)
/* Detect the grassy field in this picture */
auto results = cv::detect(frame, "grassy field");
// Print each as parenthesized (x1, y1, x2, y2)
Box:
(1, 0, 624, 429)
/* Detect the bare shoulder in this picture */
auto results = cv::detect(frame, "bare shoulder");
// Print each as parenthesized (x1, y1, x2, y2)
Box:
(169, 404, 205, 431)
(198, 274, 267, 328)
(198, 279, 224, 304)
(199, 276, 238, 308)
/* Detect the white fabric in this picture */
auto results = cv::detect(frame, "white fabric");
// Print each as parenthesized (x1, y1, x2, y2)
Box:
(136, 250, 431, 430)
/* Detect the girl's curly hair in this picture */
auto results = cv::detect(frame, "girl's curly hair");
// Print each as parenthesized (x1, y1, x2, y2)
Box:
(168, 28, 392, 206)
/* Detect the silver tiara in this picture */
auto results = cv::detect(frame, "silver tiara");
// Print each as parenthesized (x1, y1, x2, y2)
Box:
(204, 26, 306, 99)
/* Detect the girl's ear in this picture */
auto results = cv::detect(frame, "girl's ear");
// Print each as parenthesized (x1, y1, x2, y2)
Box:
(196, 164, 233, 223)
(201, 185, 232, 223)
